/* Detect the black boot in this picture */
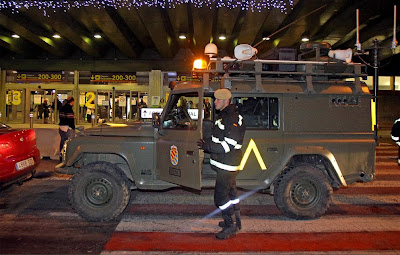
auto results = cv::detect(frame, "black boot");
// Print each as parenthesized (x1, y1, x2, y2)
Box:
(218, 210, 242, 230)
(216, 214, 238, 239)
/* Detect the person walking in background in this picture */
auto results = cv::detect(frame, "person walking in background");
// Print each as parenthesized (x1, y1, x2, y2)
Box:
(391, 117, 400, 166)
(42, 99, 50, 123)
(197, 89, 246, 239)
(59, 97, 75, 162)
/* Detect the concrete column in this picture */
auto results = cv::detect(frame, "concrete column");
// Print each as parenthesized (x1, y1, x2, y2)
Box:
(0, 69, 5, 122)
(148, 70, 163, 107)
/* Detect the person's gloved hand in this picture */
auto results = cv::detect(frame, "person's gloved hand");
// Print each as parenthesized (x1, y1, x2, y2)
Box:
(197, 139, 205, 149)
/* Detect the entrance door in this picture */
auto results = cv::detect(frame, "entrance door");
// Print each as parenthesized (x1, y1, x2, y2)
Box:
(96, 90, 111, 123)
(113, 90, 130, 123)
(28, 89, 54, 124)
(5, 89, 25, 123)
(156, 88, 203, 190)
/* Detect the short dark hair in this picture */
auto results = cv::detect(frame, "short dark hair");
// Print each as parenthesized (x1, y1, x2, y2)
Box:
(66, 97, 74, 104)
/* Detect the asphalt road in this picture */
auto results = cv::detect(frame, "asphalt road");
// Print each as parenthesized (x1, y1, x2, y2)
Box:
(1, 143, 400, 254)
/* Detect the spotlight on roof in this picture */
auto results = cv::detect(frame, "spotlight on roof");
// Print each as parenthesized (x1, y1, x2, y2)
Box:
(179, 34, 187, 40)
(11, 34, 20, 38)
(94, 33, 102, 39)
(52, 33, 61, 39)
(219, 35, 227, 40)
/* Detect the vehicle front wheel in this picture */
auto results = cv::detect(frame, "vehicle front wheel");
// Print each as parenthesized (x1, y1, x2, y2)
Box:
(68, 162, 131, 221)
(274, 164, 332, 219)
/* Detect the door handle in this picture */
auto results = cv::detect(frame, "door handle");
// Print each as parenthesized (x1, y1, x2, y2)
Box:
(267, 147, 278, 152)
(187, 150, 194, 155)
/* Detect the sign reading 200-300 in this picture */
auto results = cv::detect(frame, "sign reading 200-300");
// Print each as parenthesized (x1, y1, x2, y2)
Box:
(16, 72, 63, 82)
(90, 73, 136, 83)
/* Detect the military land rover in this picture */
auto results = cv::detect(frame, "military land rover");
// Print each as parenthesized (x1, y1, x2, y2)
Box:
(56, 43, 375, 222)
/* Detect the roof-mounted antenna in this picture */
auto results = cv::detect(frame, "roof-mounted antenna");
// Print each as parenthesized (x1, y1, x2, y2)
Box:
(392, 5, 398, 50)
(355, 9, 362, 51)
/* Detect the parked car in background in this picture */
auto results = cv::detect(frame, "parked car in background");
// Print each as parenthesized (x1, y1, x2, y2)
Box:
(0, 122, 40, 189)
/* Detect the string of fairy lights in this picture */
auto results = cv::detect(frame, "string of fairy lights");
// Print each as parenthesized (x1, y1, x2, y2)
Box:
(0, 0, 294, 14)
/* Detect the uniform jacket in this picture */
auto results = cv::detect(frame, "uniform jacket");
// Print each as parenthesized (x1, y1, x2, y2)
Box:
(59, 103, 75, 129)
(203, 104, 246, 171)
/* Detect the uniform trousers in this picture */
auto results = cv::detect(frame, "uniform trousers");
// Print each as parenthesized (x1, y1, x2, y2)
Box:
(214, 168, 240, 216)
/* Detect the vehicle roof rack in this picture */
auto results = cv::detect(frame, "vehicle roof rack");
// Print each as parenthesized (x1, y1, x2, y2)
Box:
(195, 58, 367, 94)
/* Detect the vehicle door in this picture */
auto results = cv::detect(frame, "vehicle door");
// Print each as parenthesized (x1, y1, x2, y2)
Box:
(156, 87, 203, 190)
(233, 95, 283, 180)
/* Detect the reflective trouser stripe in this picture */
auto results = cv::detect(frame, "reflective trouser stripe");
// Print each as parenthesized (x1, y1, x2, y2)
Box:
(392, 135, 399, 142)
(219, 198, 240, 210)
(210, 159, 240, 171)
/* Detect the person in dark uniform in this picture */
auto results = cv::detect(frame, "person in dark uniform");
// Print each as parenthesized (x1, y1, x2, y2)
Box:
(391, 118, 400, 166)
(59, 97, 75, 162)
(197, 89, 246, 239)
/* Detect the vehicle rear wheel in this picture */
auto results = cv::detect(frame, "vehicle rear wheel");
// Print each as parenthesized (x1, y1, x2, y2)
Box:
(68, 162, 131, 221)
(274, 164, 332, 219)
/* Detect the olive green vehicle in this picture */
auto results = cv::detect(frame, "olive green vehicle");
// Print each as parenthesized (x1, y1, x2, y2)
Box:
(56, 49, 375, 222)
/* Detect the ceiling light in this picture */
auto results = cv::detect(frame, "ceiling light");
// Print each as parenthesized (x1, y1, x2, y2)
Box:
(94, 33, 102, 39)
(179, 34, 187, 40)
(219, 35, 227, 40)
(262, 36, 270, 41)
(301, 37, 309, 42)
(52, 33, 61, 39)
(11, 34, 20, 38)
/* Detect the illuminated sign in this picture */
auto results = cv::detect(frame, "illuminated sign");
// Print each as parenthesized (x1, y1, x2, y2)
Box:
(140, 108, 199, 119)
(90, 73, 136, 83)
(141, 108, 163, 119)
(16, 71, 63, 82)
(176, 73, 221, 82)
(176, 73, 201, 82)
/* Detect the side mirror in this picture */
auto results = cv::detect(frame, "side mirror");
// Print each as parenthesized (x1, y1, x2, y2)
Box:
(152, 112, 161, 128)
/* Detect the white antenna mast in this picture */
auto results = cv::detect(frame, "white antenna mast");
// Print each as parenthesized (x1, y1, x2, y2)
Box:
(392, 5, 398, 50)
(355, 9, 362, 51)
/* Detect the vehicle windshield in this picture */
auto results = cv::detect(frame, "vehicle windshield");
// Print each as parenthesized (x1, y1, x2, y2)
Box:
(162, 92, 201, 130)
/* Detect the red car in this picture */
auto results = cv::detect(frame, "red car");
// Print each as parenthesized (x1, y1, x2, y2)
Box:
(0, 122, 40, 189)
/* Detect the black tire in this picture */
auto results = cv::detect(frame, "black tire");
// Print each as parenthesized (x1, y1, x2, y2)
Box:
(68, 162, 131, 221)
(274, 164, 332, 219)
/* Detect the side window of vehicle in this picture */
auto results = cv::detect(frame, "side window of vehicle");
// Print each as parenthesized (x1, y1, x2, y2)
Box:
(162, 92, 199, 130)
(234, 97, 279, 129)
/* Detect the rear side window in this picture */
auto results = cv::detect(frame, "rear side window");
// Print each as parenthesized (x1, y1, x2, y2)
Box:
(234, 97, 279, 129)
